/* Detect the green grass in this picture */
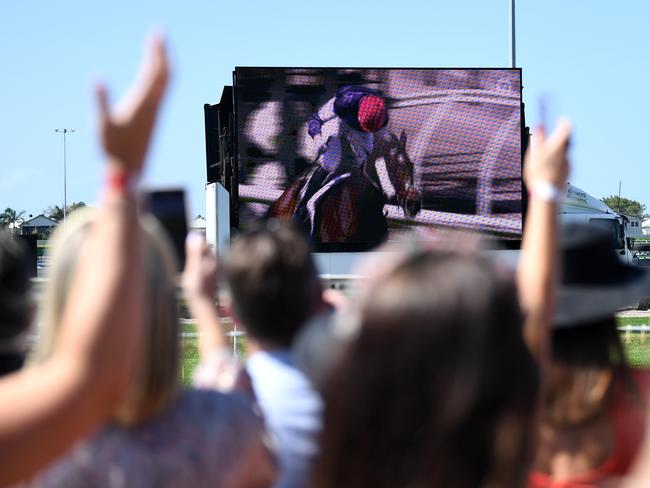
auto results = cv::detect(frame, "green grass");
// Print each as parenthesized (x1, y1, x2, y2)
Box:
(618, 316, 650, 327)
(621, 333, 650, 368)
(180, 337, 200, 385)
(179, 323, 248, 385)
(178, 318, 650, 383)
(617, 316, 650, 368)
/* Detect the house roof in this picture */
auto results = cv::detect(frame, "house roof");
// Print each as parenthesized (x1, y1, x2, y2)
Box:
(21, 214, 58, 228)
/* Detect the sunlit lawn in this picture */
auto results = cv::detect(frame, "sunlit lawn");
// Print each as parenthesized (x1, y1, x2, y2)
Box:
(180, 317, 650, 384)
(618, 316, 650, 368)
(180, 322, 247, 385)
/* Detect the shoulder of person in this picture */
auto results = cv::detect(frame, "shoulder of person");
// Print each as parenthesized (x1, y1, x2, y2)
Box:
(180, 388, 258, 419)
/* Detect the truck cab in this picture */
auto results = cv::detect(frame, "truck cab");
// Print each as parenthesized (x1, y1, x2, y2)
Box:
(559, 184, 633, 264)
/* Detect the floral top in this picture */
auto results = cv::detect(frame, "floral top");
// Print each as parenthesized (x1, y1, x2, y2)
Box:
(24, 389, 276, 488)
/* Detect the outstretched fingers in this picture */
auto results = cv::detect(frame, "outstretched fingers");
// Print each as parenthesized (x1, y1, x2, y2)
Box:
(96, 32, 171, 175)
(95, 83, 110, 125)
(145, 33, 170, 103)
(546, 118, 572, 152)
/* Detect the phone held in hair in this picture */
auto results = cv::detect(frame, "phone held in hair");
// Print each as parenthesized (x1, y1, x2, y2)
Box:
(142, 188, 188, 270)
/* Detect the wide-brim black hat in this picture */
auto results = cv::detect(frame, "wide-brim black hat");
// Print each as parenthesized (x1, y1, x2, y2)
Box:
(554, 222, 650, 328)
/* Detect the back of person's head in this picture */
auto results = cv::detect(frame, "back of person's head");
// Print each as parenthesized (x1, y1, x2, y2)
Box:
(545, 316, 626, 426)
(313, 250, 537, 488)
(226, 221, 320, 347)
(545, 222, 650, 427)
(37, 208, 180, 426)
(0, 230, 31, 375)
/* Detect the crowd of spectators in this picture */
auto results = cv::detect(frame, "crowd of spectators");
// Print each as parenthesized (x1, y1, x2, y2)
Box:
(2, 33, 650, 488)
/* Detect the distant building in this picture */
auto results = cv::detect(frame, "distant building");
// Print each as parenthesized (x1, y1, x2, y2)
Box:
(20, 214, 58, 239)
(643, 218, 650, 236)
(625, 215, 643, 238)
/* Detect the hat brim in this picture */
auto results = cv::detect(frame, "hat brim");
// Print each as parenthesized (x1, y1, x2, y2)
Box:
(554, 266, 650, 328)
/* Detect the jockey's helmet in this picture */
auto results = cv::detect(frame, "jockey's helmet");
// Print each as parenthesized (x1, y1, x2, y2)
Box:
(358, 95, 388, 133)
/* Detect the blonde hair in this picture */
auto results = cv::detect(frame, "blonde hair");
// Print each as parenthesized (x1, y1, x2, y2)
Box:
(37, 207, 180, 426)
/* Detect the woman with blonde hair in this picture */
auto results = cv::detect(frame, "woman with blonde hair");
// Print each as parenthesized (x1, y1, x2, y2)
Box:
(25, 208, 275, 488)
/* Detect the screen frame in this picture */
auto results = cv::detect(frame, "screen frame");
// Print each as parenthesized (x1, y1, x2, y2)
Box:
(233, 67, 525, 252)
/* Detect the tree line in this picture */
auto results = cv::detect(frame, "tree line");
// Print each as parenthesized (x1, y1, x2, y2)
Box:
(600, 196, 647, 219)
(0, 202, 86, 233)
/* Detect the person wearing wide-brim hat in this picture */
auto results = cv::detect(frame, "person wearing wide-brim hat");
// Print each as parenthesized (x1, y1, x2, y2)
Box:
(530, 222, 650, 488)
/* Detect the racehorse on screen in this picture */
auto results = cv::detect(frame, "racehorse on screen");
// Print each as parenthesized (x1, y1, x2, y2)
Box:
(268, 130, 422, 246)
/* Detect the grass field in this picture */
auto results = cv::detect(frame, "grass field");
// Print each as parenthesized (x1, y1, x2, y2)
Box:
(180, 337, 200, 385)
(618, 316, 650, 368)
(179, 317, 650, 383)
(180, 322, 247, 385)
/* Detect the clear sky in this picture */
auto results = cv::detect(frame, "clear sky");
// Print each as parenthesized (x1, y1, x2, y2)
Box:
(1, 1, 648, 219)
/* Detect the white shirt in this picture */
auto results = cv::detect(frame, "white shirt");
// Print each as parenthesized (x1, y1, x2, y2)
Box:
(246, 349, 322, 488)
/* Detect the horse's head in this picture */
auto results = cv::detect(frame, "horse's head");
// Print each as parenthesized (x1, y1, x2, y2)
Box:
(380, 130, 422, 218)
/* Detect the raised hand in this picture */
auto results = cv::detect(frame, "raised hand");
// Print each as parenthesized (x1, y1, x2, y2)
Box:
(518, 118, 572, 369)
(182, 232, 219, 303)
(524, 119, 571, 189)
(95, 33, 170, 176)
(182, 233, 229, 359)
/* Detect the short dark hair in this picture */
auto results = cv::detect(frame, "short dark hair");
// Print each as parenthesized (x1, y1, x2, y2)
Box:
(0, 231, 31, 340)
(226, 222, 320, 347)
(313, 251, 537, 488)
(0, 231, 31, 376)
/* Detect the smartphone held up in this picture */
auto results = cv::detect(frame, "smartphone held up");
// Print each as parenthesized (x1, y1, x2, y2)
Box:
(141, 188, 189, 271)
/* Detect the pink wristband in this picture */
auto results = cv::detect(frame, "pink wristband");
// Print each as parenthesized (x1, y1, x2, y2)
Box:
(106, 170, 132, 194)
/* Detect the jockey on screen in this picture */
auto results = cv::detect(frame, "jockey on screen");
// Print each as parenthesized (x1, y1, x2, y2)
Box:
(296, 85, 389, 225)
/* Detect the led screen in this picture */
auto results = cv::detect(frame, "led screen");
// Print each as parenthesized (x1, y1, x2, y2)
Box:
(235, 68, 522, 250)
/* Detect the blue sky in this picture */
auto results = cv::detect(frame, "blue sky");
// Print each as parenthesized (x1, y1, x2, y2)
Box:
(1, 1, 648, 218)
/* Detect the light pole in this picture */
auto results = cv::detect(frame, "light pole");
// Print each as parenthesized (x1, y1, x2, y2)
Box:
(509, 0, 516, 68)
(55, 128, 75, 224)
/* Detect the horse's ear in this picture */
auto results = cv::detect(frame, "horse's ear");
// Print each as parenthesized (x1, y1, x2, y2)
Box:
(399, 129, 407, 147)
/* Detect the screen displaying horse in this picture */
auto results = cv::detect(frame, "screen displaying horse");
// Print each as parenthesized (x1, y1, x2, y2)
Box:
(235, 68, 522, 250)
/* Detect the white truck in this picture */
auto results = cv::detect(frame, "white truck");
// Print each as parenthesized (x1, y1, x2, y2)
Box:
(560, 184, 634, 264)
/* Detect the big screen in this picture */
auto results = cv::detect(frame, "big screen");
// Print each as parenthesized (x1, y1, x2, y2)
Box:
(235, 68, 522, 250)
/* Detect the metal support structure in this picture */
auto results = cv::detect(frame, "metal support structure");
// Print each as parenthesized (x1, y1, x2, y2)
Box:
(509, 0, 516, 68)
(55, 128, 75, 224)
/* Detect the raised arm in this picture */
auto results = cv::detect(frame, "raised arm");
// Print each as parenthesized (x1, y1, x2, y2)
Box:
(182, 232, 229, 360)
(517, 120, 571, 367)
(182, 232, 244, 391)
(0, 33, 169, 486)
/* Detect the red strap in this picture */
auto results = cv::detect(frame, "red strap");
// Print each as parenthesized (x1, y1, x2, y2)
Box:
(106, 169, 132, 193)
